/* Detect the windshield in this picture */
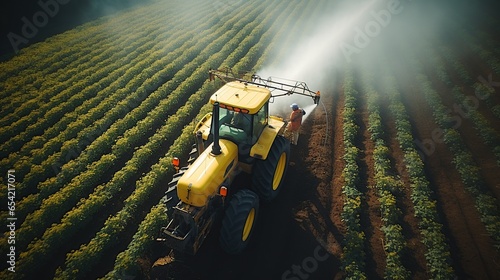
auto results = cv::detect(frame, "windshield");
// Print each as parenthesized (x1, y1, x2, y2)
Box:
(218, 107, 252, 143)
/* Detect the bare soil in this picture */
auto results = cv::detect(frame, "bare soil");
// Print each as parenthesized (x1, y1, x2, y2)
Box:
(149, 86, 344, 280)
(149, 63, 500, 279)
(397, 43, 500, 278)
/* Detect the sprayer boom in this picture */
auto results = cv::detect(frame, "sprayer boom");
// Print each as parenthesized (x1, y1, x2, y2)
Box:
(209, 68, 320, 104)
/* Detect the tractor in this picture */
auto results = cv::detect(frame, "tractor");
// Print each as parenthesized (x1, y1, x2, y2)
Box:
(156, 68, 320, 255)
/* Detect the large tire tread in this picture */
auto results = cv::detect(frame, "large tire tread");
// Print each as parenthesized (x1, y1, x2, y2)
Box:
(252, 135, 290, 201)
(219, 189, 259, 254)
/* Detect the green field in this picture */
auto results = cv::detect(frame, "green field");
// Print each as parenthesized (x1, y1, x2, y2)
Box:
(1, 0, 499, 279)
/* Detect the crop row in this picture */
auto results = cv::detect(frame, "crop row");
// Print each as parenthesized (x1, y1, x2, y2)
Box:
(259, 0, 327, 69)
(0, 10, 215, 230)
(0, 10, 130, 82)
(0, 1, 188, 109)
(102, 0, 315, 277)
(340, 69, 367, 280)
(382, 73, 455, 279)
(474, 83, 500, 119)
(457, 27, 500, 75)
(475, 30, 500, 58)
(1, 0, 197, 237)
(449, 85, 500, 165)
(414, 70, 500, 250)
(0, 23, 106, 102)
(0, 0, 278, 276)
(14, 80, 215, 280)
(54, 2, 288, 278)
(0, 2, 207, 161)
(54, 101, 213, 280)
(438, 44, 500, 118)
(450, 10, 500, 59)
(429, 47, 500, 165)
(5, 0, 264, 257)
(360, 70, 410, 279)
(0, 46, 131, 151)
(0, 9, 166, 142)
(1, 33, 170, 181)
(0, 1, 217, 204)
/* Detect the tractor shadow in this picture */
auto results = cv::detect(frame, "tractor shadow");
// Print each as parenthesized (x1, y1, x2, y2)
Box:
(150, 137, 342, 280)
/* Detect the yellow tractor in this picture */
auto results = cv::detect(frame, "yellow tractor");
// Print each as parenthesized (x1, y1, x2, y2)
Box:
(157, 69, 320, 255)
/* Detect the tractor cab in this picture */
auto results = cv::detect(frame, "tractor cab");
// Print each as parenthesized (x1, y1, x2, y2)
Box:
(200, 81, 279, 166)
(212, 81, 270, 145)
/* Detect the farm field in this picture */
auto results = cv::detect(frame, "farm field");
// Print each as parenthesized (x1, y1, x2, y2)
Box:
(1, 0, 499, 279)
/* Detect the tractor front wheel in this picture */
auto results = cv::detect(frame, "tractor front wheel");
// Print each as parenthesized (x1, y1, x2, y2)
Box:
(252, 135, 290, 201)
(219, 189, 259, 254)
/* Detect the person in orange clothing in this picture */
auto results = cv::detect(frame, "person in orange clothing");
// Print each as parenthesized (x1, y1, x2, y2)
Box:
(287, 103, 305, 145)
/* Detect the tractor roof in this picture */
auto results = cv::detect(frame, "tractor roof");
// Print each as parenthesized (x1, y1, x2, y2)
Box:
(210, 81, 271, 114)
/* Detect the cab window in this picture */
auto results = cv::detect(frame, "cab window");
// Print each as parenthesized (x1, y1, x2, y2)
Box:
(252, 104, 268, 143)
(218, 107, 252, 143)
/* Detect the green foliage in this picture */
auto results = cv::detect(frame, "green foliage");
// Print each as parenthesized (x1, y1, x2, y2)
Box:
(1, 0, 498, 279)
(415, 61, 500, 252)
(339, 68, 367, 279)
(384, 73, 455, 279)
(361, 69, 410, 278)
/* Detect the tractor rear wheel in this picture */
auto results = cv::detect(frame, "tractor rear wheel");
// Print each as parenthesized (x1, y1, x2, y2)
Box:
(164, 144, 200, 217)
(163, 167, 187, 217)
(219, 189, 259, 254)
(252, 135, 290, 201)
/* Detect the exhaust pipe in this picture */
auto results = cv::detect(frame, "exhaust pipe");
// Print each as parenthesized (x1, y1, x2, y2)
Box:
(211, 102, 222, 155)
(196, 130, 205, 156)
